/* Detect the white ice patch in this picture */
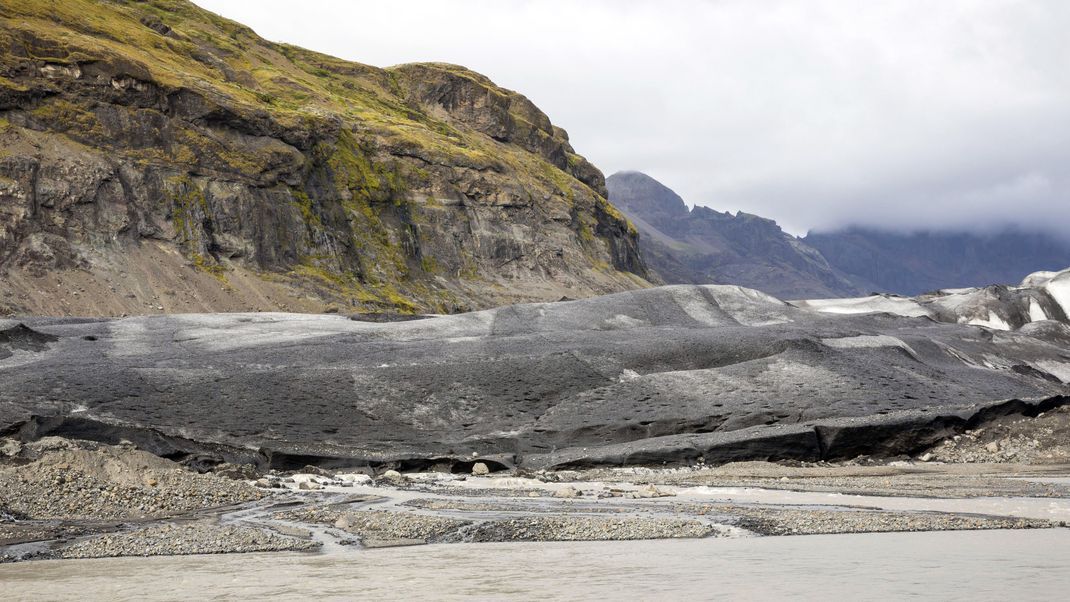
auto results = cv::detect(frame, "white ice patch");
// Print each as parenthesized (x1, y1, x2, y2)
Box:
(703, 285, 794, 326)
(170, 313, 362, 352)
(821, 335, 916, 356)
(1033, 361, 1070, 384)
(460, 429, 525, 443)
(1028, 298, 1048, 323)
(337, 474, 373, 485)
(371, 311, 494, 342)
(105, 318, 156, 359)
(444, 336, 486, 344)
(755, 357, 841, 389)
(673, 287, 730, 326)
(967, 311, 1011, 331)
(1044, 270, 1070, 318)
(1021, 270, 1059, 287)
(601, 314, 648, 330)
(927, 291, 976, 312)
(618, 369, 641, 382)
(939, 344, 980, 367)
(794, 295, 930, 318)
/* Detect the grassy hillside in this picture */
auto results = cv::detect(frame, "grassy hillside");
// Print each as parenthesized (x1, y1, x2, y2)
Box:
(0, 0, 647, 315)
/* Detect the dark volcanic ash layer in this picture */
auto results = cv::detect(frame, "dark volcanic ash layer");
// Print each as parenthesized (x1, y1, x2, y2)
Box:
(1, 284, 1068, 471)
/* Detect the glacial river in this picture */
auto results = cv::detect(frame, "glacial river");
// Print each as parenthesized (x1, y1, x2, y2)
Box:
(2, 529, 1068, 601)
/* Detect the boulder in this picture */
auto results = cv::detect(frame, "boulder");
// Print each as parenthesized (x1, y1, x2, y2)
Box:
(380, 470, 404, 483)
(634, 484, 673, 498)
(0, 439, 22, 457)
(553, 486, 581, 499)
(338, 474, 373, 485)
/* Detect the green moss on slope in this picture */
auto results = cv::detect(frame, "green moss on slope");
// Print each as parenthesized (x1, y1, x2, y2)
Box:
(0, 0, 646, 311)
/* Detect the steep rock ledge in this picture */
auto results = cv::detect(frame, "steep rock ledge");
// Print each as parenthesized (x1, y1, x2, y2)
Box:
(0, 0, 647, 315)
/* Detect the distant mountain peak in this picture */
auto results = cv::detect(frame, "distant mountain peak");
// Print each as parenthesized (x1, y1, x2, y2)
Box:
(606, 171, 690, 225)
(608, 169, 1070, 298)
(607, 171, 862, 298)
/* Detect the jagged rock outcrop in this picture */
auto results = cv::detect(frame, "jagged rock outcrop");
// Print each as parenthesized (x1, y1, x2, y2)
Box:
(606, 171, 861, 299)
(804, 227, 1070, 296)
(0, 0, 647, 316)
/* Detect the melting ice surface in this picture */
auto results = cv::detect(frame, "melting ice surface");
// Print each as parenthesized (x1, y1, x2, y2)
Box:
(794, 266, 1070, 332)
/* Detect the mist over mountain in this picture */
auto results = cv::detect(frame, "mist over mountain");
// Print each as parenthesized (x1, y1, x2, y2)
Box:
(805, 227, 1070, 296)
(609, 171, 1070, 298)
(193, 1, 1070, 240)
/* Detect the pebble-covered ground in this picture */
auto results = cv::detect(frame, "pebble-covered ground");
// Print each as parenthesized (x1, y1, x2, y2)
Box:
(58, 522, 319, 559)
(448, 516, 719, 542)
(276, 504, 719, 544)
(0, 437, 281, 562)
(401, 493, 1060, 539)
(676, 504, 1056, 536)
(0, 438, 262, 520)
(275, 507, 471, 544)
(2, 434, 1069, 563)
(927, 405, 1070, 464)
(0, 523, 87, 546)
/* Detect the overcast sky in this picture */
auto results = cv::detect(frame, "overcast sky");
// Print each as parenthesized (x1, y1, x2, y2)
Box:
(194, 0, 1070, 237)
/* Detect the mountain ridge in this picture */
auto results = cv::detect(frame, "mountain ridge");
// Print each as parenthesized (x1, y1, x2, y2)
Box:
(609, 170, 1070, 298)
(606, 171, 862, 299)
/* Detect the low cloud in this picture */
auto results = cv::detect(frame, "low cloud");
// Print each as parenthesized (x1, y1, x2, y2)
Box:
(195, 0, 1070, 238)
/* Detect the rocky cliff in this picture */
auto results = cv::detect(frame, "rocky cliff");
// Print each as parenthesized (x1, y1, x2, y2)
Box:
(0, 0, 648, 316)
(606, 171, 861, 299)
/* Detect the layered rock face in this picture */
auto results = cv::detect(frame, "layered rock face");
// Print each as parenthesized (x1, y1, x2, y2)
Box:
(804, 227, 1070, 296)
(2, 281, 1067, 470)
(606, 171, 861, 299)
(0, 0, 647, 316)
